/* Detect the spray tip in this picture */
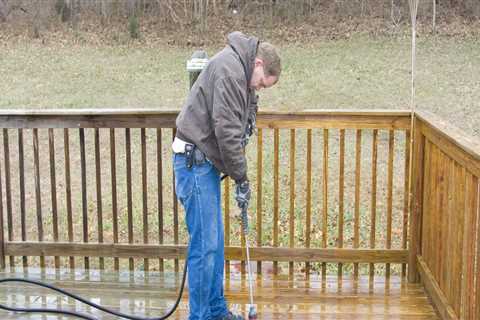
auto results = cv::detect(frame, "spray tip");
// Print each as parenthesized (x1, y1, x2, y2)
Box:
(248, 306, 257, 320)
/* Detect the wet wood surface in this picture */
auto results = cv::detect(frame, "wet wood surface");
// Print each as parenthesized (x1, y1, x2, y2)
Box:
(0, 268, 439, 319)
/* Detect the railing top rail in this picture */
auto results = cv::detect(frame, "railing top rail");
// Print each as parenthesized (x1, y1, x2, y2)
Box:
(0, 108, 412, 116)
(0, 108, 179, 116)
(415, 109, 480, 163)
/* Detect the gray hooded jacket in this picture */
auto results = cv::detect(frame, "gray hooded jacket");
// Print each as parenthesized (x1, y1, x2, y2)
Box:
(176, 31, 258, 183)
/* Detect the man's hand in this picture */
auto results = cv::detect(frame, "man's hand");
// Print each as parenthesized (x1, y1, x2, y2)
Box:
(235, 180, 251, 209)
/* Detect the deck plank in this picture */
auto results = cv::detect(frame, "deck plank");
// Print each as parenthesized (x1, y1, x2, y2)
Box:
(0, 268, 439, 319)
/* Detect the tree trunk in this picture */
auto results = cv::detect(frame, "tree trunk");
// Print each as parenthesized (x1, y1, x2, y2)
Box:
(126, 0, 136, 17)
(390, 0, 394, 21)
(183, 0, 189, 20)
(0, 0, 7, 22)
(432, 0, 436, 34)
(464, 0, 480, 18)
(204, 0, 208, 30)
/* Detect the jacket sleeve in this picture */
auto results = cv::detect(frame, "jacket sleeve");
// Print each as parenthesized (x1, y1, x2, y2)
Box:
(212, 76, 248, 184)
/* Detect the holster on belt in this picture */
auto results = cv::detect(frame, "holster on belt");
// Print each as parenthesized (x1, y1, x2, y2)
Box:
(185, 144, 207, 169)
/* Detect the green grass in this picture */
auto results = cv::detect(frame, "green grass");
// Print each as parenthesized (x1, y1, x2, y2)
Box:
(0, 35, 479, 139)
(1, 34, 479, 275)
(0, 44, 189, 108)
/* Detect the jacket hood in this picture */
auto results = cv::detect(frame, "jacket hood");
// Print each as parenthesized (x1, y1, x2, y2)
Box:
(227, 31, 259, 86)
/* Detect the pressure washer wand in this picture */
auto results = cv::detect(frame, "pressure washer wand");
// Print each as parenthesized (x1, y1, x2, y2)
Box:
(241, 206, 257, 320)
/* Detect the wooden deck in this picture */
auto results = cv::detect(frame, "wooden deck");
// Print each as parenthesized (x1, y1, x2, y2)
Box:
(0, 268, 438, 320)
(1, 109, 478, 319)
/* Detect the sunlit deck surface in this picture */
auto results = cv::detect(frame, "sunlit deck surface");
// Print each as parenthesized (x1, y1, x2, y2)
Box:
(0, 267, 439, 320)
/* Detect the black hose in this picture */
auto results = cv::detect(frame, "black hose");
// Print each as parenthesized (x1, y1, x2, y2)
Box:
(1, 158, 231, 318)
(0, 262, 188, 320)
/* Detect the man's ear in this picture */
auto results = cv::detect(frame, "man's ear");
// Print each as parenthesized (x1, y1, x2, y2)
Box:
(255, 58, 264, 67)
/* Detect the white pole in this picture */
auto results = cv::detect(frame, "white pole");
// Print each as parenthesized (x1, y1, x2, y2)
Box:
(407, 0, 419, 269)
(409, 0, 419, 116)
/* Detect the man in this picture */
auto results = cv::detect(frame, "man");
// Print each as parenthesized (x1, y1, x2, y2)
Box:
(173, 31, 281, 320)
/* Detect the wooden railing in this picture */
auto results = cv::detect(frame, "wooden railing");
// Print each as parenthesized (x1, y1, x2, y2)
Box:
(409, 110, 480, 320)
(0, 109, 412, 280)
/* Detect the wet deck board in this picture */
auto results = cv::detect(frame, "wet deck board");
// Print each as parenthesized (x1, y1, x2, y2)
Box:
(0, 268, 439, 319)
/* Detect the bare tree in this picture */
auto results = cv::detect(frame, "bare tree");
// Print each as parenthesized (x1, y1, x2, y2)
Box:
(0, 0, 7, 22)
(3, 0, 480, 33)
(0, 0, 27, 22)
(55, 0, 72, 22)
(360, 0, 367, 17)
(391, 0, 394, 21)
(32, 0, 41, 38)
(99, 0, 110, 25)
(126, 0, 136, 17)
(464, 0, 480, 18)
(390, 0, 402, 27)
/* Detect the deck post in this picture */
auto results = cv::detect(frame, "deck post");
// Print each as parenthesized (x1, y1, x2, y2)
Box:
(408, 116, 425, 283)
(0, 155, 5, 269)
(187, 50, 208, 89)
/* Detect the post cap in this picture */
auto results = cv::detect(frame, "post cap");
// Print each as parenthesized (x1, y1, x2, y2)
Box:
(187, 50, 209, 72)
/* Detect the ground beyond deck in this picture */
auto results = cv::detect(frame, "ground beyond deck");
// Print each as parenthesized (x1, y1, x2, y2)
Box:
(0, 268, 438, 320)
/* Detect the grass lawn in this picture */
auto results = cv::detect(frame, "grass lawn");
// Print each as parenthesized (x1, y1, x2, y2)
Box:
(0, 34, 478, 139)
(0, 34, 478, 275)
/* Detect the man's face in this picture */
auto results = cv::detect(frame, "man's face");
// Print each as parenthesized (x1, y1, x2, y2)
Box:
(250, 58, 278, 91)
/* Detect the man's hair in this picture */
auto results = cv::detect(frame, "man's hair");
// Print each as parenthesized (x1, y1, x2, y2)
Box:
(256, 42, 281, 78)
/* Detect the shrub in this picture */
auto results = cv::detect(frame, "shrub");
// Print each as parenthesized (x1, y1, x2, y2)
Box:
(128, 15, 139, 39)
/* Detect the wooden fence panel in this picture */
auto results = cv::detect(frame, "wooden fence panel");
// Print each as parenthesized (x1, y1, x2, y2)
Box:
(49, 129, 60, 269)
(0, 110, 413, 281)
(354, 129, 362, 279)
(305, 129, 312, 279)
(289, 129, 296, 278)
(369, 129, 377, 278)
(33, 129, 45, 268)
(256, 129, 263, 276)
(3, 129, 13, 267)
(273, 128, 279, 275)
(0, 147, 4, 269)
(156, 128, 164, 272)
(110, 128, 119, 271)
(64, 129, 75, 269)
(18, 129, 27, 268)
(94, 128, 104, 270)
(337, 129, 343, 278)
(415, 111, 480, 320)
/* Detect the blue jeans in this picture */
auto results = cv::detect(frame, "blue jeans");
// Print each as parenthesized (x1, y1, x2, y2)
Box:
(173, 153, 229, 320)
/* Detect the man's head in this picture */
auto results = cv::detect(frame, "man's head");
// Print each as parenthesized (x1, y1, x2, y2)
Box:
(250, 42, 281, 91)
